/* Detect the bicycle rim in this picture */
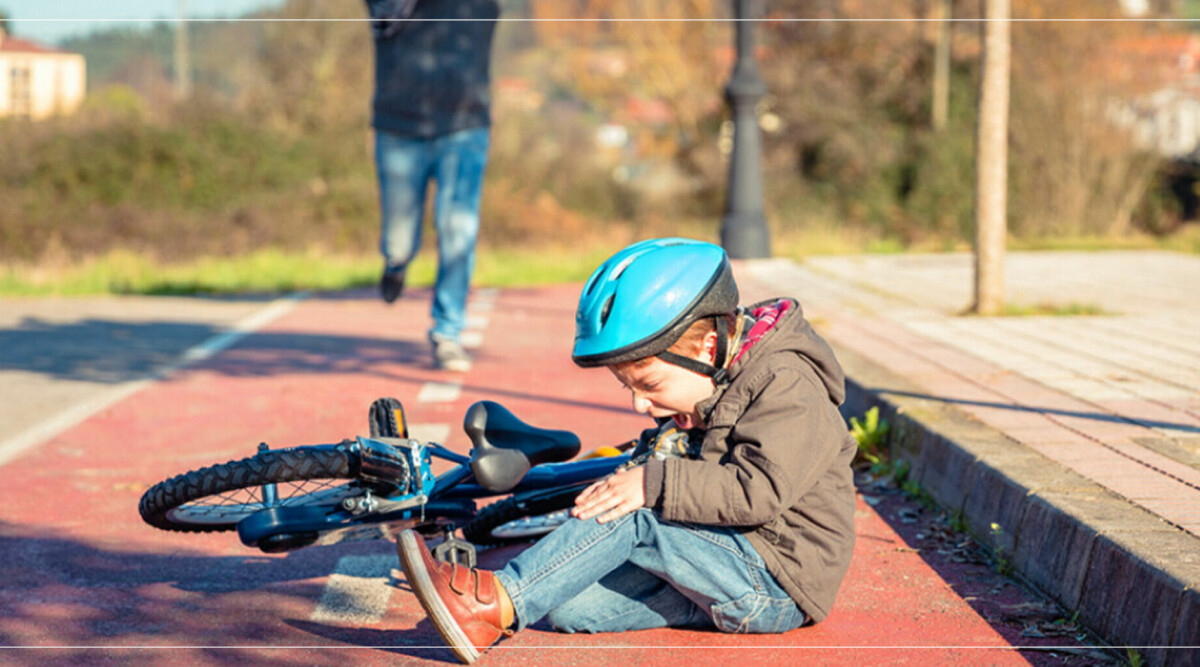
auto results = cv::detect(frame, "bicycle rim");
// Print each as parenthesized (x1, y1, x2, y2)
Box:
(140, 446, 355, 533)
(164, 481, 357, 527)
(487, 509, 571, 540)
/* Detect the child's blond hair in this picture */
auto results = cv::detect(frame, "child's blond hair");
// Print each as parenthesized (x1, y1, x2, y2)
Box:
(611, 314, 736, 372)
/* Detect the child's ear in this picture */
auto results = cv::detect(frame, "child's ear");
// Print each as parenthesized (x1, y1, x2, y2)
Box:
(700, 329, 719, 364)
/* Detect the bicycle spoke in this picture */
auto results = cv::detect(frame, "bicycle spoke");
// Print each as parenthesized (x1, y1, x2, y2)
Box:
(178, 479, 351, 517)
(141, 445, 357, 532)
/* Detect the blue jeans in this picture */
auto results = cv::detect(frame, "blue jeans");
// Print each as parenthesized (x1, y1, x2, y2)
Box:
(494, 509, 806, 634)
(375, 127, 490, 341)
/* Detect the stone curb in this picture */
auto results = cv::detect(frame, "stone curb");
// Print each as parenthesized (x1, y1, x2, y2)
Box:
(834, 344, 1200, 667)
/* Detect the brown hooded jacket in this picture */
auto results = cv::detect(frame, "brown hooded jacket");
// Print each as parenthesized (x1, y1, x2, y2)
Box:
(641, 297, 857, 623)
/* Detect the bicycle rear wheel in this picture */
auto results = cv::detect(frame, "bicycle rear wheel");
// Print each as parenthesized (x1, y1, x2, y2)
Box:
(462, 483, 585, 546)
(139, 446, 355, 533)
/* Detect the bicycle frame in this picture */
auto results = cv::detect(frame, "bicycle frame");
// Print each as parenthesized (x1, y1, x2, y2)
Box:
(235, 437, 629, 552)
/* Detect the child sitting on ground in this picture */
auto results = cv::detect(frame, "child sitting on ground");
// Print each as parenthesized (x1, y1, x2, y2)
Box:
(396, 237, 858, 664)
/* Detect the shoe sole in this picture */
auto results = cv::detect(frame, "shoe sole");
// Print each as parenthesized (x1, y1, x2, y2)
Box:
(397, 530, 481, 664)
(381, 283, 402, 304)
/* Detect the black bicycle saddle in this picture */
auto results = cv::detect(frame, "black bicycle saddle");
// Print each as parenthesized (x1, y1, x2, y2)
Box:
(465, 400, 581, 492)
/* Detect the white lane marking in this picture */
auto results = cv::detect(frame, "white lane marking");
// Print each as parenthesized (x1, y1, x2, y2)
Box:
(460, 331, 484, 349)
(0, 293, 307, 468)
(180, 297, 300, 364)
(456, 288, 494, 351)
(310, 554, 399, 625)
(464, 315, 489, 330)
(417, 381, 461, 403)
(407, 423, 451, 446)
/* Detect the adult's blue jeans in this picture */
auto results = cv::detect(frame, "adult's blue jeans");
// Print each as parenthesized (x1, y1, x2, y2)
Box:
(494, 508, 807, 634)
(375, 126, 490, 342)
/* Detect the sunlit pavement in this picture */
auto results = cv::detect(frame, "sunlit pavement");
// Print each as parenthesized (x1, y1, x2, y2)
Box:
(739, 251, 1200, 666)
(4, 252, 1192, 664)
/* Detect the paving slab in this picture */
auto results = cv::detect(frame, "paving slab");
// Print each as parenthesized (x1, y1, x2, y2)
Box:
(739, 250, 1200, 666)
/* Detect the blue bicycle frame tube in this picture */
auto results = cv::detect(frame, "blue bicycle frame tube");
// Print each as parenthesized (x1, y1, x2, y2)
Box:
(441, 454, 629, 499)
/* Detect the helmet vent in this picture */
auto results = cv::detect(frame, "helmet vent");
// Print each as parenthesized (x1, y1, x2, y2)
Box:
(599, 295, 614, 327)
(609, 255, 637, 280)
(582, 263, 605, 297)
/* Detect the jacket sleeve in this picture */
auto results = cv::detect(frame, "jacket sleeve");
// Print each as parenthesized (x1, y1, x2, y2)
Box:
(643, 363, 845, 526)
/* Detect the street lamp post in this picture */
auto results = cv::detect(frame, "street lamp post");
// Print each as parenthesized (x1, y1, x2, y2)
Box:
(720, 0, 771, 259)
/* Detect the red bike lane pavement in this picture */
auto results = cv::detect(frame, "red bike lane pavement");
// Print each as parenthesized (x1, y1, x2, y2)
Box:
(0, 285, 1107, 665)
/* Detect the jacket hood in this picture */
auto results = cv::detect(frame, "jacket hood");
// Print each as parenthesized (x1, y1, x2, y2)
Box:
(655, 295, 857, 621)
(728, 298, 846, 406)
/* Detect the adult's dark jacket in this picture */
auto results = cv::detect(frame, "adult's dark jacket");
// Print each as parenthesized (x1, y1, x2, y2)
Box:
(640, 298, 858, 623)
(366, 0, 499, 138)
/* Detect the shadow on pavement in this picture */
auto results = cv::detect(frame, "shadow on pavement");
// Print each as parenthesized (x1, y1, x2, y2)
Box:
(0, 318, 231, 384)
(878, 389, 1200, 435)
(284, 619, 457, 664)
(0, 317, 630, 416)
(0, 522, 397, 651)
(856, 480, 1118, 665)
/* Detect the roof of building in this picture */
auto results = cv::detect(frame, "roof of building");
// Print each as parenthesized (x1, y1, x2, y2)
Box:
(0, 33, 71, 55)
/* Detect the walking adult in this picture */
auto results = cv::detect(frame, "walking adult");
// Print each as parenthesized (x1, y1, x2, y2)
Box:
(366, 0, 500, 372)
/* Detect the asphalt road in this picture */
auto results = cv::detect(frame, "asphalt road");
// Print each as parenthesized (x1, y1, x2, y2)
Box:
(0, 294, 298, 466)
(0, 281, 1117, 665)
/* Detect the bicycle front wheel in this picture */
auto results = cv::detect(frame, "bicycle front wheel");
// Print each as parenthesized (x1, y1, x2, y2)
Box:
(139, 446, 356, 533)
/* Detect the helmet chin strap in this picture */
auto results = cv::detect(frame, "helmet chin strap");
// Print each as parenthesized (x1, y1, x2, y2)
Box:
(656, 316, 731, 385)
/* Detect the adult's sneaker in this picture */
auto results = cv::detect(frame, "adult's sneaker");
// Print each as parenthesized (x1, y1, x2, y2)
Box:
(431, 334, 472, 372)
(381, 264, 406, 304)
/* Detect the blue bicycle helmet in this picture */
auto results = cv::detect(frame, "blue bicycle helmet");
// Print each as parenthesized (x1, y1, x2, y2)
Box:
(572, 238, 738, 378)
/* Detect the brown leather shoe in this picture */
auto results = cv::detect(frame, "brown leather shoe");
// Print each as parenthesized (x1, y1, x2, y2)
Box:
(396, 529, 510, 664)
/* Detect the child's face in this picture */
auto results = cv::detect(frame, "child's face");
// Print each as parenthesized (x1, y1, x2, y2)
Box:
(609, 356, 715, 430)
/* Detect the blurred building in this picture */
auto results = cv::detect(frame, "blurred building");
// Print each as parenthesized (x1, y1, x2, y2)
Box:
(0, 27, 86, 119)
(1105, 33, 1200, 162)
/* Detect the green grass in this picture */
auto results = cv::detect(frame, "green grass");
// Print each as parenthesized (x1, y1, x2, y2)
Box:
(771, 223, 911, 258)
(0, 244, 619, 297)
(2, 222, 1197, 298)
(770, 218, 1200, 259)
(474, 245, 617, 287)
(1009, 225, 1200, 254)
(1000, 301, 1110, 317)
(0, 249, 380, 296)
(850, 406, 891, 468)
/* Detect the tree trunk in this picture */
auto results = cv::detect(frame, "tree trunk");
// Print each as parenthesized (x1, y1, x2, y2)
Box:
(932, 0, 952, 131)
(174, 0, 192, 100)
(973, 0, 1010, 315)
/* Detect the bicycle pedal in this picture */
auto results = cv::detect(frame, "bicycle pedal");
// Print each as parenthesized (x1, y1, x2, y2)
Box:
(432, 534, 477, 569)
(369, 397, 409, 439)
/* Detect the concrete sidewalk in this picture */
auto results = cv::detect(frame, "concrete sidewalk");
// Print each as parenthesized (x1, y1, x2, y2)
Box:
(738, 250, 1200, 665)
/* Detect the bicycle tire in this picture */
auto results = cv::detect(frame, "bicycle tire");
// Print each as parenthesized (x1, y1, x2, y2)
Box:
(462, 483, 586, 546)
(139, 446, 355, 533)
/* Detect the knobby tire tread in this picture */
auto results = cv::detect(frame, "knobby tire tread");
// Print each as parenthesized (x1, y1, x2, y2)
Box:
(462, 484, 584, 546)
(139, 447, 352, 533)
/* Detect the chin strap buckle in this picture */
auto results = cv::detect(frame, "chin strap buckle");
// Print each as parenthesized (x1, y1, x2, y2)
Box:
(712, 367, 729, 386)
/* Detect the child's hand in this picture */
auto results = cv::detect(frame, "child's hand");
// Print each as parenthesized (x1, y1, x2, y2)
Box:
(572, 466, 646, 524)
